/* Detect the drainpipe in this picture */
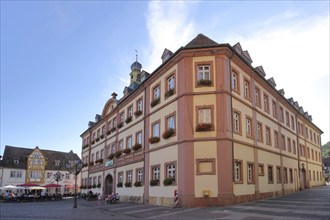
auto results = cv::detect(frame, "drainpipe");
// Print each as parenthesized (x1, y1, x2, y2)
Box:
(228, 48, 235, 184)
(295, 113, 301, 190)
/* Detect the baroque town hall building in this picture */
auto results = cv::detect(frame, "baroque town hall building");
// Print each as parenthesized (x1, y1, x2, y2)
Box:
(80, 34, 324, 207)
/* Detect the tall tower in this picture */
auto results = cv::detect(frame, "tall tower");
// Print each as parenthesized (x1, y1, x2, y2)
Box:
(129, 53, 142, 85)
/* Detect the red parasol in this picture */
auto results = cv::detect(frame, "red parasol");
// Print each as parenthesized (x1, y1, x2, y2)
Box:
(43, 184, 62, 188)
(17, 183, 40, 187)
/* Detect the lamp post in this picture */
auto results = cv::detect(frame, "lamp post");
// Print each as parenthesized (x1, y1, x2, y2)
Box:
(66, 156, 82, 208)
(53, 171, 64, 200)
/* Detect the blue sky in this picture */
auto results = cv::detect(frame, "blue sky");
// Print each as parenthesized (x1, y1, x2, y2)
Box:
(1, 1, 329, 157)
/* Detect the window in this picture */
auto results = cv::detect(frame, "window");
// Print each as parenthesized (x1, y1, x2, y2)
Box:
(96, 151, 99, 160)
(167, 74, 175, 93)
(276, 166, 282, 183)
(97, 129, 100, 138)
(310, 130, 313, 141)
(255, 87, 261, 107)
(293, 140, 296, 154)
(153, 85, 160, 100)
(10, 171, 16, 178)
(65, 173, 70, 180)
(243, 79, 251, 99)
(152, 165, 160, 181)
(119, 140, 123, 151)
(305, 127, 308, 139)
(312, 149, 314, 160)
(126, 170, 132, 183)
(98, 176, 102, 185)
(165, 162, 176, 179)
(281, 135, 286, 150)
(246, 116, 253, 137)
(120, 112, 124, 123)
(291, 115, 295, 130)
(283, 167, 288, 183)
(268, 165, 273, 183)
(113, 118, 117, 128)
(272, 100, 277, 118)
(91, 153, 94, 162)
(279, 106, 284, 123)
(118, 172, 123, 183)
(152, 122, 160, 137)
(128, 106, 133, 118)
(16, 171, 22, 178)
(287, 137, 291, 153)
(136, 131, 142, 145)
(258, 164, 264, 176)
(127, 136, 132, 149)
(233, 110, 241, 134)
(108, 121, 112, 130)
(232, 70, 240, 93)
(263, 93, 269, 112)
(285, 111, 289, 127)
(289, 168, 293, 183)
(265, 126, 271, 145)
(101, 149, 104, 159)
(137, 98, 143, 112)
(274, 131, 279, 148)
(197, 65, 210, 80)
(307, 147, 310, 159)
(257, 122, 263, 142)
(47, 172, 52, 179)
(111, 144, 116, 154)
(247, 162, 254, 183)
(198, 108, 211, 124)
(136, 168, 144, 183)
(234, 160, 242, 183)
(166, 114, 175, 130)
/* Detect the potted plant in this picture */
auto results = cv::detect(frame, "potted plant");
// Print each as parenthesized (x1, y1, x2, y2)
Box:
(91, 140, 95, 145)
(89, 161, 94, 166)
(117, 122, 124, 129)
(149, 137, 160, 144)
(150, 98, 160, 107)
(125, 116, 132, 124)
(124, 182, 132, 187)
(100, 134, 104, 139)
(92, 184, 96, 188)
(197, 79, 212, 86)
(115, 150, 122, 158)
(95, 137, 100, 142)
(163, 177, 175, 186)
(108, 153, 115, 160)
(132, 143, 142, 151)
(150, 179, 159, 186)
(123, 148, 131, 154)
(195, 123, 212, 132)
(97, 158, 104, 163)
(117, 182, 123, 188)
(97, 183, 101, 188)
(165, 88, 175, 98)
(134, 181, 142, 187)
(134, 110, 142, 117)
(87, 185, 92, 189)
(162, 128, 175, 139)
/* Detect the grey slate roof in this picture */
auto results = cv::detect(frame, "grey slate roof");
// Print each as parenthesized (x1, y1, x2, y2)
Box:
(1, 145, 80, 171)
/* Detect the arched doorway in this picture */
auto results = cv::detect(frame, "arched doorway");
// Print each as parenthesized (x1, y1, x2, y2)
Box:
(301, 168, 307, 189)
(104, 175, 113, 195)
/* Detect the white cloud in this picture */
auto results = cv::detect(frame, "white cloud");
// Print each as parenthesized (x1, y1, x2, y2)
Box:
(145, 1, 197, 71)
(225, 14, 329, 143)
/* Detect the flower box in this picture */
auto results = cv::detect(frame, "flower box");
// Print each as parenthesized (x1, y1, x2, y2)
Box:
(150, 179, 159, 186)
(165, 89, 175, 98)
(124, 182, 132, 187)
(117, 182, 123, 188)
(197, 79, 212, 86)
(97, 183, 101, 188)
(95, 137, 100, 142)
(96, 158, 103, 164)
(87, 185, 92, 189)
(134, 110, 142, 117)
(92, 184, 96, 188)
(125, 116, 132, 124)
(149, 136, 160, 144)
(108, 153, 115, 160)
(91, 140, 95, 145)
(123, 148, 131, 154)
(132, 144, 142, 151)
(110, 127, 116, 133)
(163, 177, 175, 186)
(162, 128, 175, 139)
(89, 161, 94, 166)
(82, 144, 89, 150)
(134, 181, 142, 187)
(82, 163, 88, 168)
(150, 98, 160, 107)
(80, 185, 86, 189)
(115, 150, 122, 158)
(195, 123, 212, 132)
(100, 134, 104, 139)
(117, 122, 124, 129)
(106, 130, 111, 135)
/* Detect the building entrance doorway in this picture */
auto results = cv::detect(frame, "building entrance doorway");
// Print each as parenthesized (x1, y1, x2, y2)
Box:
(104, 175, 113, 195)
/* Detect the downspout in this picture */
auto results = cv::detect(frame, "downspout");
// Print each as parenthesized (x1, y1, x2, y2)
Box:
(295, 112, 301, 190)
(228, 48, 235, 183)
(142, 83, 147, 204)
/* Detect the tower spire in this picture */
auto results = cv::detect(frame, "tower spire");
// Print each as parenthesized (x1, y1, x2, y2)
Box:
(135, 49, 138, 62)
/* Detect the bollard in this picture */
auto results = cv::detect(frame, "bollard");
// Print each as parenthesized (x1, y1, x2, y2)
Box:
(174, 190, 179, 207)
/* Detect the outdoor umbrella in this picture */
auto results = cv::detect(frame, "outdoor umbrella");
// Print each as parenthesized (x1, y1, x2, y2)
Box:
(3, 185, 18, 189)
(43, 184, 62, 188)
(17, 183, 40, 187)
(28, 186, 46, 190)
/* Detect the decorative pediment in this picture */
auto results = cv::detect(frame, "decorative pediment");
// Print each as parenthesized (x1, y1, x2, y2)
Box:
(102, 97, 117, 117)
(267, 77, 277, 88)
(255, 66, 266, 77)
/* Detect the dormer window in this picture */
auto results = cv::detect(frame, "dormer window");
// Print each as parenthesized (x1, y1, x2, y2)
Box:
(14, 160, 19, 164)
(55, 160, 61, 166)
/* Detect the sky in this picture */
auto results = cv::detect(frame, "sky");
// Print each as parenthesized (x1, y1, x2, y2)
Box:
(1, 1, 329, 158)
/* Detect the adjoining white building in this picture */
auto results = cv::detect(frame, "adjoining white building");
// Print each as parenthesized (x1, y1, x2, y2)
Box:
(0, 145, 81, 195)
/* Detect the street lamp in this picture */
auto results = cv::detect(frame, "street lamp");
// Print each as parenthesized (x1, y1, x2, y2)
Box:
(66, 156, 82, 208)
(53, 171, 64, 199)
